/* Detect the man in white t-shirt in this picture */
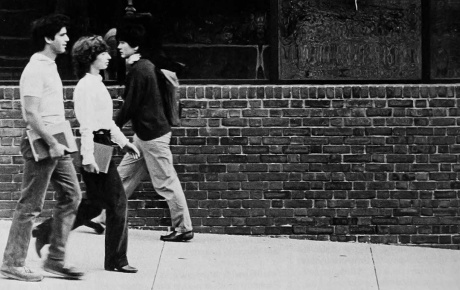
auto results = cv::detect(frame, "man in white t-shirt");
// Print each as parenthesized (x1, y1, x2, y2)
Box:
(0, 14, 84, 282)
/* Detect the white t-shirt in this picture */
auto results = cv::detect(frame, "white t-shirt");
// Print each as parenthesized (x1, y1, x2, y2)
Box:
(19, 53, 65, 127)
(74, 73, 128, 165)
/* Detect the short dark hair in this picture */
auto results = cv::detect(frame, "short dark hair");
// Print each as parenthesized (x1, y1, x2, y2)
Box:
(116, 23, 148, 55)
(71, 35, 109, 79)
(31, 14, 70, 51)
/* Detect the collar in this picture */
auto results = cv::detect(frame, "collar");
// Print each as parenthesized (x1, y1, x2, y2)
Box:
(30, 53, 55, 63)
(126, 53, 141, 65)
(85, 73, 103, 81)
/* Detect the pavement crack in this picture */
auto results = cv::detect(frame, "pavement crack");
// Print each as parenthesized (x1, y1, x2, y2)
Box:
(370, 246, 381, 290)
(151, 241, 165, 290)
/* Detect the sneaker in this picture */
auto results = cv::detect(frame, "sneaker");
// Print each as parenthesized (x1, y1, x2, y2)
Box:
(0, 264, 43, 282)
(43, 260, 84, 280)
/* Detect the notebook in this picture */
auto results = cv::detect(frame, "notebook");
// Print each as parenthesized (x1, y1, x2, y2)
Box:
(26, 121, 78, 162)
(93, 142, 114, 174)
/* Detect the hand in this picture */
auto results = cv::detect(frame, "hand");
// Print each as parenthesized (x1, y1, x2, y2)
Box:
(49, 143, 69, 159)
(83, 162, 100, 174)
(124, 142, 140, 159)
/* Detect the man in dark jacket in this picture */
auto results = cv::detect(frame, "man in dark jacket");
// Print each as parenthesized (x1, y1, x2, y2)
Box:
(115, 23, 193, 242)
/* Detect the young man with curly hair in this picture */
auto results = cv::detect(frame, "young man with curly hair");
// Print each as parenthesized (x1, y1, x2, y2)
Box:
(1, 14, 84, 282)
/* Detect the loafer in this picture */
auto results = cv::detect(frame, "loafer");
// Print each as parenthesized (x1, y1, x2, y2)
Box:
(32, 228, 47, 258)
(105, 264, 138, 273)
(84, 221, 105, 235)
(35, 238, 46, 258)
(43, 260, 84, 279)
(160, 231, 194, 242)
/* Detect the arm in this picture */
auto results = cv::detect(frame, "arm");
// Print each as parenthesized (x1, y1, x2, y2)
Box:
(115, 68, 145, 128)
(109, 121, 128, 148)
(23, 96, 68, 158)
(109, 121, 140, 159)
(74, 86, 99, 173)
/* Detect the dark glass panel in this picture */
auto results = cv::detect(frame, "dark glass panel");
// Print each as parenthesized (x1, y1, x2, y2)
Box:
(279, 0, 422, 80)
(430, 0, 460, 79)
(0, 0, 123, 81)
(133, 0, 270, 80)
(0, 0, 55, 80)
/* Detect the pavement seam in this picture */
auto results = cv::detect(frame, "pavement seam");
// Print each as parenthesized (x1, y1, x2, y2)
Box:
(369, 246, 381, 290)
(151, 241, 165, 290)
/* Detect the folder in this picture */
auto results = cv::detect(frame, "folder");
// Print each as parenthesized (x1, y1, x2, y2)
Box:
(26, 121, 78, 162)
(93, 142, 113, 174)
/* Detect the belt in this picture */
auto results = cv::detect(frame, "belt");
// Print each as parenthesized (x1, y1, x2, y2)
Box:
(92, 129, 112, 145)
(93, 129, 110, 135)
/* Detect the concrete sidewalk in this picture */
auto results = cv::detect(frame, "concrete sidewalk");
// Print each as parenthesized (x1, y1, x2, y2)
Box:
(0, 220, 459, 290)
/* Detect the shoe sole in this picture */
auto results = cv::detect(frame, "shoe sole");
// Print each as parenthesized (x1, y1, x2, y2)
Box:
(160, 234, 194, 242)
(0, 270, 43, 282)
(181, 235, 194, 241)
(105, 268, 138, 273)
(43, 267, 83, 280)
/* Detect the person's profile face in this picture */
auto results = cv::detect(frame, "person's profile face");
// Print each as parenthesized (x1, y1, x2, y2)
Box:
(47, 27, 69, 55)
(91, 51, 111, 71)
(117, 41, 137, 59)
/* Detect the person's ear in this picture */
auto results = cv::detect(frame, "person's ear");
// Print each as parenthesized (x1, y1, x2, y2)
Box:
(45, 37, 54, 44)
(134, 46, 139, 52)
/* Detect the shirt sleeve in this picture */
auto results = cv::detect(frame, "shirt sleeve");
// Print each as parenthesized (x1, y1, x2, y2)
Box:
(74, 83, 96, 165)
(109, 120, 129, 148)
(20, 68, 44, 98)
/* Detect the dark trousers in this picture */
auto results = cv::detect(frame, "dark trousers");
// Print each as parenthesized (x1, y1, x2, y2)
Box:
(34, 131, 129, 268)
(34, 199, 103, 242)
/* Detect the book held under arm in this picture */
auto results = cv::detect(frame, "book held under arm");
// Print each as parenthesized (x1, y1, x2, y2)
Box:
(26, 121, 78, 162)
(93, 142, 113, 174)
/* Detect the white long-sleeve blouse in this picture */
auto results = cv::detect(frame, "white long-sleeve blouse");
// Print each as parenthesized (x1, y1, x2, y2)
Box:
(74, 73, 128, 165)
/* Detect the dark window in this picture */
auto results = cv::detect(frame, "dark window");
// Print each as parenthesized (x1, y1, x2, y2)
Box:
(0, 0, 458, 84)
(430, 0, 460, 80)
(134, 0, 270, 81)
(0, 0, 55, 81)
(278, 0, 421, 81)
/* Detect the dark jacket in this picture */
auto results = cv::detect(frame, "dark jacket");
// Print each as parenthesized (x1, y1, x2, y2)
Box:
(116, 58, 171, 141)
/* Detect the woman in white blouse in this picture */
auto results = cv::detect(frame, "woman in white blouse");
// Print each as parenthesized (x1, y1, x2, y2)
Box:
(32, 35, 139, 273)
(73, 35, 139, 273)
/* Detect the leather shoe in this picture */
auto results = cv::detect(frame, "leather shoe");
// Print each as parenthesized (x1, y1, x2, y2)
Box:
(105, 265, 138, 273)
(160, 231, 194, 242)
(32, 228, 47, 258)
(84, 221, 105, 235)
(35, 238, 46, 258)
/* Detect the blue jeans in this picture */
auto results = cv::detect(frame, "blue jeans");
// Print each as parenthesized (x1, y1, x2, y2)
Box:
(118, 133, 192, 233)
(34, 131, 129, 268)
(2, 137, 82, 267)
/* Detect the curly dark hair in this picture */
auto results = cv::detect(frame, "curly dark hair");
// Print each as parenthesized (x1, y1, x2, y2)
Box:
(31, 14, 69, 52)
(71, 35, 109, 79)
(116, 23, 147, 54)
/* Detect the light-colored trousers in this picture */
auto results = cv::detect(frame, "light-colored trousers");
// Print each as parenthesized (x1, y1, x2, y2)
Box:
(118, 132, 193, 233)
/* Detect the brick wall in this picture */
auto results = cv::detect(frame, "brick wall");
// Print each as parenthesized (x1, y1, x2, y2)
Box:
(1, 84, 460, 248)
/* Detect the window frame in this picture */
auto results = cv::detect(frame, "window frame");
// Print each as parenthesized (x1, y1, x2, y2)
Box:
(164, 0, 459, 85)
(0, 0, 458, 86)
